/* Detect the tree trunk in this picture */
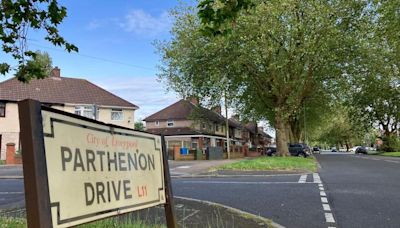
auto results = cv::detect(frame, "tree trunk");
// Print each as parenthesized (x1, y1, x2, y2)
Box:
(275, 114, 290, 156)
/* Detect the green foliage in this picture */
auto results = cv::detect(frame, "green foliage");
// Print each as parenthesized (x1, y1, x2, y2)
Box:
(197, 0, 254, 36)
(0, 0, 78, 82)
(158, 1, 367, 155)
(346, 1, 400, 137)
(380, 135, 400, 152)
(313, 105, 368, 148)
(14, 51, 53, 82)
(134, 121, 145, 131)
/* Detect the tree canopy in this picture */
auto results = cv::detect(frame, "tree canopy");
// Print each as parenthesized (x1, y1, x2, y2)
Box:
(0, 0, 78, 82)
(157, 1, 370, 155)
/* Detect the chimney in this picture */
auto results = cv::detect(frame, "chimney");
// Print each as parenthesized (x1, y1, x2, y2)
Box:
(231, 114, 239, 120)
(212, 105, 221, 115)
(187, 96, 198, 106)
(50, 67, 61, 77)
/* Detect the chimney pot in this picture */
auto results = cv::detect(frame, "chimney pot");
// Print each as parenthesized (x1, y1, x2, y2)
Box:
(51, 67, 61, 77)
(187, 96, 199, 105)
(212, 105, 222, 115)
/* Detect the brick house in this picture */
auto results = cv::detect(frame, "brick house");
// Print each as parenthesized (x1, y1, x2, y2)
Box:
(0, 67, 138, 160)
(144, 98, 269, 159)
(144, 98, 232, 159)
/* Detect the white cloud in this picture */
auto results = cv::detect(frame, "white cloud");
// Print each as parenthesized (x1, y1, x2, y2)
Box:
(119, 9, 172, 36)
(87, 9, 172, 37)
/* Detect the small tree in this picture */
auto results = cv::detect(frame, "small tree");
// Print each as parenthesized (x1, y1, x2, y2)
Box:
(134, 121, 145, 131)
(0, 0, 78, 82)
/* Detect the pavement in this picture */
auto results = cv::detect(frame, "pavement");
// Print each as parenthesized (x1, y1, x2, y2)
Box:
(169, 158, 245, 177)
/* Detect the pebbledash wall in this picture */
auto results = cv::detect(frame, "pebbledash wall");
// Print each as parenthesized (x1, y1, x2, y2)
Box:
(0, 102, 135, 160)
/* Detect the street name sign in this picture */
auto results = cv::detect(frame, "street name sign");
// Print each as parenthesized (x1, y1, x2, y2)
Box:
(18, 99, 176, 228)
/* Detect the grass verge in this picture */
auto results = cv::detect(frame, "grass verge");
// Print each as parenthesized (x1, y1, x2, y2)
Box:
(0, 217, 166, 228)
(217, 156, 317, 172)
(378, 152, 400, 157)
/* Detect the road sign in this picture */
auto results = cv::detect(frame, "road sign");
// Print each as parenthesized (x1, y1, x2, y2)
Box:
(19, 99, 176, 228)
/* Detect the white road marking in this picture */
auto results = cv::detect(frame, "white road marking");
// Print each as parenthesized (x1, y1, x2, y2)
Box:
(325, 213, 335, 223)
(321, 197, 328, 203)
(313, 173, 321, 183)
(298, 174, 307, 183)
(323, 203, 331, 211)
(320, 191, 326, 196)
(318, 183, 323, 187)
(319, 187, 324, 191)
(176, 166, 191, 169)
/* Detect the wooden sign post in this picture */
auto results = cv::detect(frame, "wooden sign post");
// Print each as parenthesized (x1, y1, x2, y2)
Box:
(19, 99, 177, 228)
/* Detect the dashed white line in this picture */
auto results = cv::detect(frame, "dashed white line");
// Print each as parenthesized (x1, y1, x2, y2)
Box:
(323, 203, 331, 211)
(313, 173, 321, 183)
(321, 197, 328, 203)
(325, 212, 335, 223)
(319, 187, 324, 191)
(320, 191, 326, 196)
(298, 174, 307, 183)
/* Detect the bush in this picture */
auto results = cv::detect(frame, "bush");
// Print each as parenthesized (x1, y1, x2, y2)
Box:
(381, 135, 400, 152)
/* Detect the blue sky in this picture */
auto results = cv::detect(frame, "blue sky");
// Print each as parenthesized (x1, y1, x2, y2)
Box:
(1, 0, 194, 120)
(0, 1, 275, 136)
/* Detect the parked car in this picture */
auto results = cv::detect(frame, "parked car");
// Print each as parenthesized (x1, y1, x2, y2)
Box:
(266, 147, 277, 156)
(289, 143, 310, 157)
(355, 146, 368, 154)
(266, 144, 310, 157)
(331, 148, 337, 152)
(349, 146, 360, 152)
(312, 147, 321, 154)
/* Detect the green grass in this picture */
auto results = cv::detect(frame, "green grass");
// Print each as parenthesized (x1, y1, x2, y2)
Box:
(0, 217, 25, 228)
(0, 217, 165, 228)
(379, 152, 400, 157)
(217, 156, 317, 172)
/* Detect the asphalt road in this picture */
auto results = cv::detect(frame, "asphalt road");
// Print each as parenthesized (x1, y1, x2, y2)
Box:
(1, 154, 400, 228)
(317, 154, 400, 228)
(173, 175, 325, 228)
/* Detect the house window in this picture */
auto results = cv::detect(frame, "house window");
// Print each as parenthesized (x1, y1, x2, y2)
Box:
(167, 120, 174, 127)
(0, 102, 5, 117)
(155, 121, 160, 126)
(75, 106, 95, 119)
(111, 109, 123, 121)
(202, 123, 206, 129)
(216, 125, 219, 131)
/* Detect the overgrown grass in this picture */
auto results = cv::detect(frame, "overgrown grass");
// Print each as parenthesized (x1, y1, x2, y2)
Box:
(0, 217, 25, 228)
(217, 156, 317, 172)
(379, 152, 400, 157)
(0, 217, 166, 228)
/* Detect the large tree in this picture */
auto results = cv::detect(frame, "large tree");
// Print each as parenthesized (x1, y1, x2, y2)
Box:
(347, 1, 400, 150)
(0, 0, 78, 82)
(158, 1, 365, 156)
